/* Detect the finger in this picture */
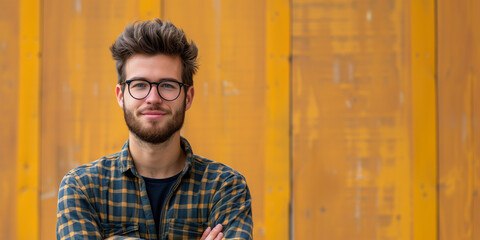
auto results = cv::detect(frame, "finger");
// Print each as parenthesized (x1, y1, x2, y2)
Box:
(214, 232, 224, 240)
(200, 227, 211, 240)
(211, 224, 223, 234)
(205, 224, 223, 240)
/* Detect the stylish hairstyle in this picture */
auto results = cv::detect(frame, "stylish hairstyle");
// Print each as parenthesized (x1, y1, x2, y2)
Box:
(110, 19, 198, 91)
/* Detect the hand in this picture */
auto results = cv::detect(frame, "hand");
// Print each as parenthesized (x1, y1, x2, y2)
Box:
(200, 224, 224, 240)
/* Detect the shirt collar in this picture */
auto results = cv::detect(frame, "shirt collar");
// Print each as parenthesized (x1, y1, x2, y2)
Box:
(119, 140, 135, 176)
(180, 136, 194, 171)
(119, 137, 194, 176)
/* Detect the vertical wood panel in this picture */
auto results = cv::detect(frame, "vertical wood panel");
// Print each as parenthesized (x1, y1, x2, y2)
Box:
(163, 0, 270, 238)
(0, 1, 19, 239)
(17, 0, 41, 239)
(410, 0, 437, 239)
(438, 0, 480, 239)
(474, 2, 480, 238)
(41, 1, 161, 239)
(292, 0, 415, 239)
(265, 0, 291, 239)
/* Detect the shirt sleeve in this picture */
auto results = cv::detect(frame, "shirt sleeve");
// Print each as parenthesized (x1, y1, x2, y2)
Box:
(209, 174, 253, 240)
(57, 172, 104, 240)
(57, 172, 146, 240)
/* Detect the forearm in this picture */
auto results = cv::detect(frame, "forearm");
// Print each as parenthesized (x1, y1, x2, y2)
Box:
(104, 237, 144, 240)
(57, 173, 104, 240)
(210, 175, 253, 239)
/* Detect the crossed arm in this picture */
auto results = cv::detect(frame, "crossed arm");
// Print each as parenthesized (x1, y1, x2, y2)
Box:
(104, 224, 223, 240)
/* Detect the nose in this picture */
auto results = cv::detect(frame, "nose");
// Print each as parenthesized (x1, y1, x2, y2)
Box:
(145, 84, 164, 103)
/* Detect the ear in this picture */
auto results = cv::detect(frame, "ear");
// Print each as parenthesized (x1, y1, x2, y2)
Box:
(115, 84, 124, 109)
(185, 86, 194, 111)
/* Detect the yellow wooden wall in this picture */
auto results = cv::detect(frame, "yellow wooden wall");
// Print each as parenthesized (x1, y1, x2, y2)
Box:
(0, 0, 479, 240)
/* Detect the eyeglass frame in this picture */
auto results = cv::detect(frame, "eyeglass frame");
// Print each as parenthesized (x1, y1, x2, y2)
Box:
(124, 78, 190, 101)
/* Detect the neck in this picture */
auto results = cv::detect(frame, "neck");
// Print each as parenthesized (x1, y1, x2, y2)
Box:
(128, 132, 186, 179)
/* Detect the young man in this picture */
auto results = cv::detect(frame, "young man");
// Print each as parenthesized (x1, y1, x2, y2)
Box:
(57, 19, 253, 240)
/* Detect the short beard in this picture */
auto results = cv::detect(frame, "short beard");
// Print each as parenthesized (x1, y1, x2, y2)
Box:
(123, 99, 186, 144)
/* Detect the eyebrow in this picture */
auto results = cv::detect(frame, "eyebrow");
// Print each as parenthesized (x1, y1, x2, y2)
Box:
(126, 77, 179, 82)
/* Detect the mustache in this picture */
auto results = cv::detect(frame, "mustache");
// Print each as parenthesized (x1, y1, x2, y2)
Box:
(138, 106, 170, 113)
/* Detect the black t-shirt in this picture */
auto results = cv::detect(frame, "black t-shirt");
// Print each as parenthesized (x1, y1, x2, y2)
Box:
(143, 172, 181, 235)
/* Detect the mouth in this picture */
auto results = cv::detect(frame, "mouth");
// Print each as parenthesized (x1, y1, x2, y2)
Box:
(140, 110, 167, 119)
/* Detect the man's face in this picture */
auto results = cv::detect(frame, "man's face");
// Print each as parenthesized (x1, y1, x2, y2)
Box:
(115, 54, 194, 144)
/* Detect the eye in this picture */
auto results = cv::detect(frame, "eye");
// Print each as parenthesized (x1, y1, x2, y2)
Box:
(131, 81, 149, 89)
(159, 82, 178, 89)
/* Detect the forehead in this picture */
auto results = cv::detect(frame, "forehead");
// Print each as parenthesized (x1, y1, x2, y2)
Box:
(125, 54, 182, 81)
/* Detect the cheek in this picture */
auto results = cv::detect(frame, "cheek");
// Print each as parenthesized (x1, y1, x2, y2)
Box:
(123, 98, 141, 111)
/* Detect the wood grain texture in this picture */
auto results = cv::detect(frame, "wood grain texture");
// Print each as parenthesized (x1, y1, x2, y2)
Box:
(17, 0, 41, 239)
(0, 1, 19, 239)
(264, 0, 291, 239)
(291, 0, 425, 239)
(474, 1, 480, 238)
(438, 0, 480, 239)
(410, 0, 437, 239)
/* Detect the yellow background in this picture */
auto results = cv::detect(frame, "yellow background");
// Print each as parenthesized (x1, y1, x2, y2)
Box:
(0, 0, 479, 239)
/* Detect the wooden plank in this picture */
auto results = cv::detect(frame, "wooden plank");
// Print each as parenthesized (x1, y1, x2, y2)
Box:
(437, 0, 479, 239)
(265, 0, 290, 239)
(42, 2, 86, 239)
(292, 0, 415, 239)
(410, 0, 437, 239)
(0, 1, 19, 239)
(17, 0, 41, 239)
(473, 2, 480, 239)
(163, 0, 272, 239)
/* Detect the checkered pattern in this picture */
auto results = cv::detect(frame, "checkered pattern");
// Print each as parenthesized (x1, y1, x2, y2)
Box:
(57, 137, 253, 240)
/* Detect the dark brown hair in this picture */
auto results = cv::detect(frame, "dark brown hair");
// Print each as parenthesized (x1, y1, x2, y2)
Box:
(110, 19, 198, 90)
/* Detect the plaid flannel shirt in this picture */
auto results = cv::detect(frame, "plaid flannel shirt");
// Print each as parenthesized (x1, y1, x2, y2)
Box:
(57, 137, 253, 240)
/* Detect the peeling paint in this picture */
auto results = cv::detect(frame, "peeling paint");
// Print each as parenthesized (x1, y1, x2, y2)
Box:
(203, 82, 209, 96)
(93, 82, 98, 96)
(461, 114, 467, 143)
(74, 0, 82, 13)
(355, 187, 362, 230)
(356, 158, 365, 180)
(333, 60, 340, 84)
(307, 92, 319, 124)
(222, 80, 240, 96)
(355, 158, 363, 231)
(346, 99, 352, 109)
(40, 190, 58, 200)
(348, 61, 354, 82)
(366, 10, 372, 21)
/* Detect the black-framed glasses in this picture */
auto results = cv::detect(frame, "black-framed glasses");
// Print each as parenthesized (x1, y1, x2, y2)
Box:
(124, 79, 188, 101)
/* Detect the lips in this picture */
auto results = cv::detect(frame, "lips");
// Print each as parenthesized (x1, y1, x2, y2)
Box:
(140, 109, 168, 119)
